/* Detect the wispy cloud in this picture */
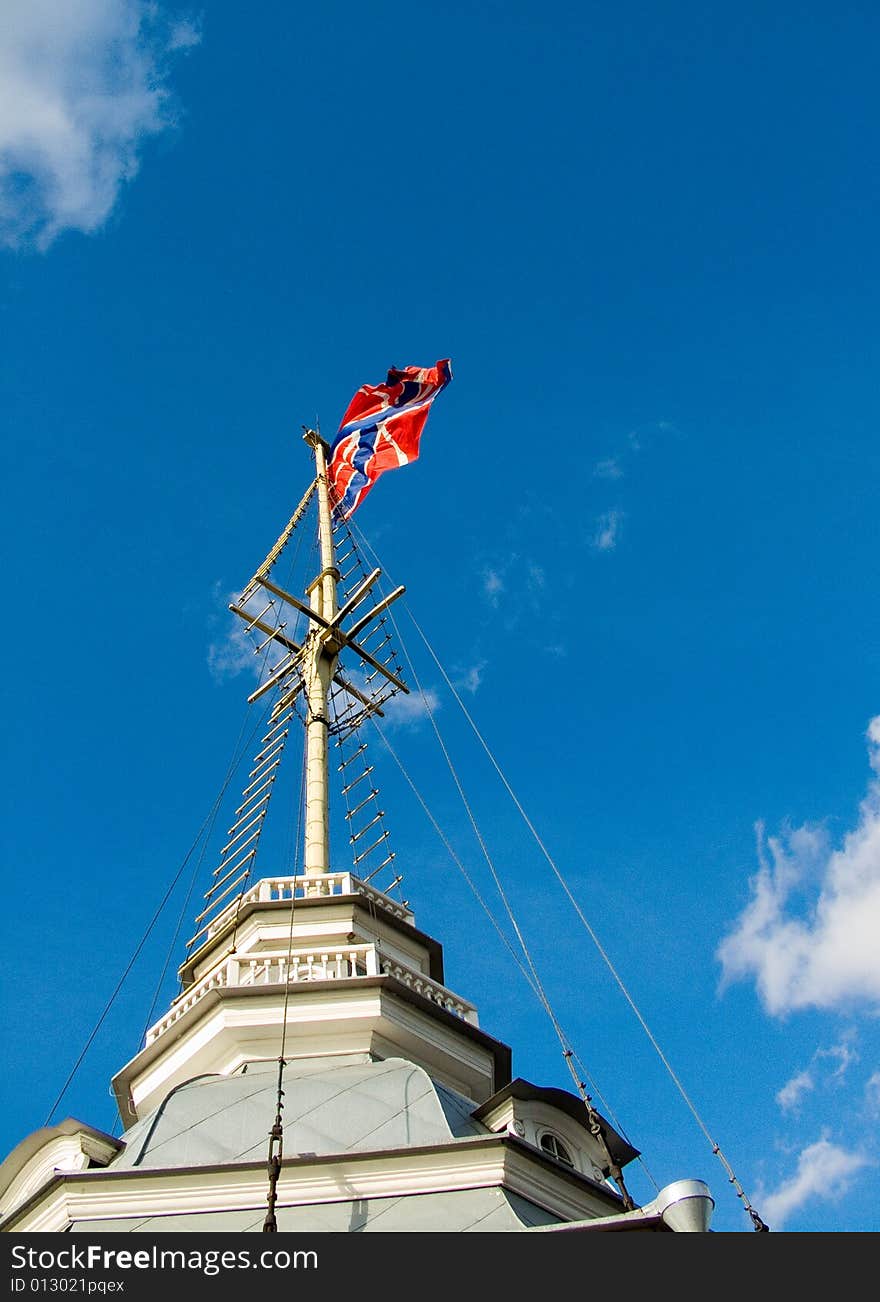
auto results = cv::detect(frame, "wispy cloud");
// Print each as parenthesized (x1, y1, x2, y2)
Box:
(588, 421, 674, 551)
(526, 562, 545, 591)
(167, 16, 202, 51)
(454, 660, 486, 695)
(482, 568, 504, 606)
(865, 1073, 880, 1118)
(0, 1, 200, 249)
(593, 509, 622, 552)
(207, 584, 299, 685)
(381, 687, 440, 729)
(207, 587, 262, 683)
(717, 715, 880, 1015)
(776, 1069, 814, 1113)
(776, 1034, 859, 1114)
(758, 1137, 871, 1229)
(816, 1037, 859, 1080)
(593, 457, 623, 480)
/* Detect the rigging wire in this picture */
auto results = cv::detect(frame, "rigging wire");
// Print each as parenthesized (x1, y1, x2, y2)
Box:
(205, 513, 315, 963)
(348, 519, 768, 1231)
(369, 675, 636, 1206)
(51, 500, 318, 1138)
(44, 788, 235, 1129)
(139, 699, 273, 1041)
(346, 520, 642, 1188)
(371, 719, 641, 1173)
(263, 632, 309, 1232)
(406, 599, 769, 1231)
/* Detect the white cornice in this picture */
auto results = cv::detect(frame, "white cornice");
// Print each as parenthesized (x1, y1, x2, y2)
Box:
(2, 1135, 625, 1234)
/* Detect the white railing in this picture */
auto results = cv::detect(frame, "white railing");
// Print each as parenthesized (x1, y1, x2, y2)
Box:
(145, 941, 477, 1044)
(201, 872, 412, 945)
(380, 960, 479, 1025)
(147, 942, 380, 1044)
(235, 944, 379, 988)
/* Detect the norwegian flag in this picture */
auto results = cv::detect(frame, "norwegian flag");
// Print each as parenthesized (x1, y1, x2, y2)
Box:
(327, 359, 452, 519)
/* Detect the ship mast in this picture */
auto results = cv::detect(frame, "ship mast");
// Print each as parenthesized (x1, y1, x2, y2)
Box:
(302, 428, 339, 876)
(187, 428, 409, 953)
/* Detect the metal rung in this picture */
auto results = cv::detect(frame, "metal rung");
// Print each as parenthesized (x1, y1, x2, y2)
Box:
(334, 568, 382, 626)
(362, 638, 393, 665)
(347, 585, 405, 641)
(358, 622, 389, 648)
(186, 909, 239, 950)
(228, 791, 271, 834)
(271, 682, 303, 717)
(215, 829, 262, 874)
(219, 809, 265, 858)
(253, 730, 288, 764)
(345, 789, 380, 820)
(207, 853, 256, 899)
(248, 741, 285, 778)
(335, 694, 389, 742)
(350, 812, 385, 843)
(242, 765, 279, 800)
(229, 605, 302, 657)
(235, 775, 275, 816)
(352, 831, 390, 864)
(338, 743, 368, 770)
(263, 709, 293, 739)
(248, 659, 298, 706)
(364, 655, 396, 684)
(333, 718, 371, 745)
(255, 622, 287, 654)
(361, 853, 397, 885)
(239, 600, 275, 633)
(330, 692, 359, 719)
(194, 863, 253, 921)
(331, 708, 361, 739)
(341, 764, 373, 795)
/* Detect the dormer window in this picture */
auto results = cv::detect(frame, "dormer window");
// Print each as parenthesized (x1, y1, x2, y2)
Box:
(539, 1131, 575, 1168)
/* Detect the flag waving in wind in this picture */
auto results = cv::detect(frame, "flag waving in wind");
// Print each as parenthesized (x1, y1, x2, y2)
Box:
(327, 359, 452, 519)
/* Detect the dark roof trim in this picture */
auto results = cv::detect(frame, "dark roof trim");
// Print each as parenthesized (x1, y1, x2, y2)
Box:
(473, 1078, 640, 1168)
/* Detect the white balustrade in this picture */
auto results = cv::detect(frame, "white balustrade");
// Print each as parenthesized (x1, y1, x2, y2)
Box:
(380, 960, 479, 1025)
(145, 938, 474, 1045)
(201, 872, 411, 946)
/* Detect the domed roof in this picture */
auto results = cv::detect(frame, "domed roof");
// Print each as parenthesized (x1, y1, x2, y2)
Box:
(111, 1054, 487, 1171)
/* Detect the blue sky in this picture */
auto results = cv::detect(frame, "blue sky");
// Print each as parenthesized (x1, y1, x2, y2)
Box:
(1, 0, 879, 1234)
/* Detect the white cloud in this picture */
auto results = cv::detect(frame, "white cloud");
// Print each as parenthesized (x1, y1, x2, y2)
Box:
(759, 1136, 870, 1229)
(816, 1037, 858, 1080)
(593, 509, 622, 552)
(482, 568, 504, 606)
(776, 1069, 814, 1113)
(207, 586, 299, 685)
(865, 1073, 880, 1118)
(717, 716, 880, 1015)
(208, 625, 256, 683)
(0, 0, 199, 249)
(167, 17, 202, 51)
(776, 1035, 858, 1113)
(526, 562, 545, 591)
(381, 687, 440, 729)
(593, 457, 622, 480)
(455, 660, 486, 695)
